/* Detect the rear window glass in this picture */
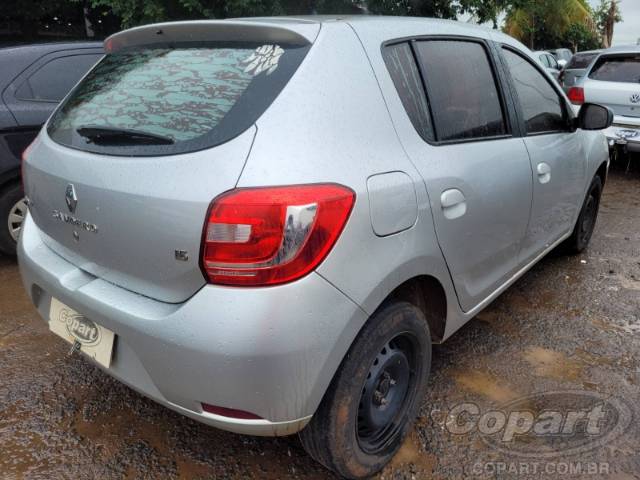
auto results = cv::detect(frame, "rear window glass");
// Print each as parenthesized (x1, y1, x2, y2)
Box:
(47, 42, 309, 156)
(566, 52, 599, 70)
(589, 55, 640, 83)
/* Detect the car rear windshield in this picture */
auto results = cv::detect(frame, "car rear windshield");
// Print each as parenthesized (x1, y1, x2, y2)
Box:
(589, 54, 640, 83)
(566, 52, 599, 70)
(47, 41, 310, 156)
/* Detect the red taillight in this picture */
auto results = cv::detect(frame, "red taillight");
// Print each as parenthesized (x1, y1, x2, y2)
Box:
(568, 87, 585, 105)
(201, 184, 355, 286)
(201, 403, 263, 420)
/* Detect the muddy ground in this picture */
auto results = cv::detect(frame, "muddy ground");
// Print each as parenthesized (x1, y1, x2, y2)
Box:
(1, 167, 639, 480)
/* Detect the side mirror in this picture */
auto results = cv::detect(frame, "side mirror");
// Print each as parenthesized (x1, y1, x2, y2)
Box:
(578, 103, 614, 131)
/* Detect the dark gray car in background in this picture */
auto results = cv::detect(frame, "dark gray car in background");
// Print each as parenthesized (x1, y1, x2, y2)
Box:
(561, 49, 602, 93)
(0, 42, 103, 255)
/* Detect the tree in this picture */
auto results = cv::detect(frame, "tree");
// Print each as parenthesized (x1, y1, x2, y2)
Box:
(503, 0, 597, 50)
(594, 0, 622, 48)
(565, 22, 600, 52)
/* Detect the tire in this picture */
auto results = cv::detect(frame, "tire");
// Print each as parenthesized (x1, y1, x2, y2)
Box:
(0, 182, 26, 256)
(299, 302, 432, 479)
(562, 175, 603, 255)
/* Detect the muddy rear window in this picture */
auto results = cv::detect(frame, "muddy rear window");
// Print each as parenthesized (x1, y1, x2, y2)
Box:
(589, 54, 640, 84)
(47, 42, 309, 156)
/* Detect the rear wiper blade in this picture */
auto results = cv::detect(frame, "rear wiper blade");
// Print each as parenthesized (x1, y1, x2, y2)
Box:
(76, 126, 174, 145)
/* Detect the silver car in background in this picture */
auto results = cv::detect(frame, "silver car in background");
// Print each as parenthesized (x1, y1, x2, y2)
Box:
(560, 49, 602, 93)
(569, 45, 640, 153)
(534, 50, 562, 81)
(19, 17, 613, 479)
(550, 47, 573, 68)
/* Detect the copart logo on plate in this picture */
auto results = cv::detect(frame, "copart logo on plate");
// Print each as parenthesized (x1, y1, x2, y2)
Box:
(442, 390, 632, 459)
(59, 309, 101, 346)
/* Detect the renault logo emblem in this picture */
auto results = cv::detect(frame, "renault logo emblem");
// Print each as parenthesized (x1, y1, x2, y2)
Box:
(65, 184, 78, 213)
(631, 93, 640, 104)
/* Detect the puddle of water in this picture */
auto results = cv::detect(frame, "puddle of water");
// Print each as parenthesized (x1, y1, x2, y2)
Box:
(523, 347, 582, 381)
(454, 371, 519, 404)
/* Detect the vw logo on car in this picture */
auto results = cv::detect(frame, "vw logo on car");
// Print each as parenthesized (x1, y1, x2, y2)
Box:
(630, 93, 640, 104)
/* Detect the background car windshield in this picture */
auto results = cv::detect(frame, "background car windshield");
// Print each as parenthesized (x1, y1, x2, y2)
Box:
(566, 53, 599, 70)
(589, 55, 640, 83)
(47, 42, 308, 156)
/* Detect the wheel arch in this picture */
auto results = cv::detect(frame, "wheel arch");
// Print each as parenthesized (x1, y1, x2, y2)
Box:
(381, 275, 448, 344)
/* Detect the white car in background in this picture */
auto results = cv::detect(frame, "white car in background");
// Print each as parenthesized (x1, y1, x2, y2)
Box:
(568, 45, 640, 155)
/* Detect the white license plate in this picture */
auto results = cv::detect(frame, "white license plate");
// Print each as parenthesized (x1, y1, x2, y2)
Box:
(49, 298, 115, 368)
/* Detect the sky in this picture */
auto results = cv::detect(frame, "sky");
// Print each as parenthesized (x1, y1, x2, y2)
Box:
(588, 0, 640, 45)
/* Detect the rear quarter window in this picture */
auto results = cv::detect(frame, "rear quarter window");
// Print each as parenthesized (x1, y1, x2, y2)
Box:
(16, 54, 102, 102)
(589, 54, 640, 83)
(383, 42, 434, 142)
(47, 42, 309, 156)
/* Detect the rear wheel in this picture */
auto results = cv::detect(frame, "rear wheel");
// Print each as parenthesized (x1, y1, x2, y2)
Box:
(562, 175, 602, 255)
(0, 182, 25, 256)
(299, 302, 431, 479)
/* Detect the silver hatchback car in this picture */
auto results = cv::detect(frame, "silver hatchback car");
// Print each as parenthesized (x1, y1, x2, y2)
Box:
(19, 17, 613, 479)
(568, 45, 640, 154)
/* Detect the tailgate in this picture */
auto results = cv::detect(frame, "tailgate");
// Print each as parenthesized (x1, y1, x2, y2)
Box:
(24, 129, 255, 303)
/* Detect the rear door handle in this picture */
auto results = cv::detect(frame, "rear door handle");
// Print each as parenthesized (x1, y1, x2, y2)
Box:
(537, 162, 551, 184)
(440, 188, 467, 220)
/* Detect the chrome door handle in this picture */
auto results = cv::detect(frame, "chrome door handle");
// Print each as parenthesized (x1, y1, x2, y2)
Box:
(440, 188, 467, 220)
(537, 162, 551, 184)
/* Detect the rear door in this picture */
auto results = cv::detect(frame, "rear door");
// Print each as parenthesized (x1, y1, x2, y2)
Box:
(500, 47, 586, 264)
(384, 38, 533, 312)
(585, 53, 640, 119)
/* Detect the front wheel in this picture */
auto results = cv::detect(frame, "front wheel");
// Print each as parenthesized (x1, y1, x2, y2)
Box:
(299, 302, 431, 479)
(562, 175, 603, 255)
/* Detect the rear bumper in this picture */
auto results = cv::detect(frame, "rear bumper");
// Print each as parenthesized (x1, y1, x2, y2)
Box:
(18, 214, 367, 436)
(604, 118, 640, 153)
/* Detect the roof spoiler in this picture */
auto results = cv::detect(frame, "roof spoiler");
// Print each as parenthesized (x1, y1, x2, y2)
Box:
(104, 20, 320, 53)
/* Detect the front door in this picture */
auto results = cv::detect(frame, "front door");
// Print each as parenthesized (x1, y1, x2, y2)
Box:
(500, 47, 586, 264)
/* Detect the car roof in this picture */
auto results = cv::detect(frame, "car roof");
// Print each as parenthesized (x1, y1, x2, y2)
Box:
(107, 16, 527, 55)
(113, 15, 519, 46)
(0, 41, 103, 55)
(600, 44, 640, 55)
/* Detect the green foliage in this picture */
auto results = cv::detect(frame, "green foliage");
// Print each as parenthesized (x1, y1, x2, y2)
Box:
(565, 22, 601, 52)
(81, 0, 516, 28)
(504, 0, 598, 50)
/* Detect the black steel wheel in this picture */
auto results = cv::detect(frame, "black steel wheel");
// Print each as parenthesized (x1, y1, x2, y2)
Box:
(562, 175, 603, 254)
(300, 302, 431, 479)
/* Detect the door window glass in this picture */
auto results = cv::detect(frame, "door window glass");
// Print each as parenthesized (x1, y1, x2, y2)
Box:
(415, 40, 507, 142)
(503, 48, 568, 135)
